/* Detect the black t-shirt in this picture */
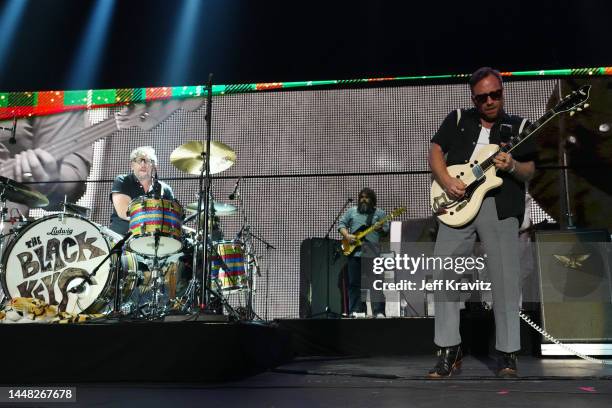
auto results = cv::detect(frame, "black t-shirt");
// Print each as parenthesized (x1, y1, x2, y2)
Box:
(431, 108, 538, 221)
(109, 173, 175, 235)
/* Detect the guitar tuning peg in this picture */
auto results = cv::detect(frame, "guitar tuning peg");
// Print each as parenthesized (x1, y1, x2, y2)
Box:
(576, 107, 582, 112)
(584, 103, 590, 109)
(570, 111, 576, 116)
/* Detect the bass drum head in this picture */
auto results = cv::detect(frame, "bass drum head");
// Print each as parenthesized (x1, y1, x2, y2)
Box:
(1, 214, 113, 314)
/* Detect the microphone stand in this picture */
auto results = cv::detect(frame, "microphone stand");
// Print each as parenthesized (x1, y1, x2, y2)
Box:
(312, 199, 352, 319)
(70, 232, 132, 314)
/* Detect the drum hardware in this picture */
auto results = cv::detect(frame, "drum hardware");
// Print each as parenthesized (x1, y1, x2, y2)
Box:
(70, 231, 132, 315)
(186, 200, 237, 217)
(169, 76, 241, 317)
(230, 181, 276, 321)
(62, 199, 91, 218)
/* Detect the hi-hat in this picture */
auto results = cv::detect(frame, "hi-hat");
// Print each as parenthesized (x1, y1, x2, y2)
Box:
(186, 201, 237, 216)
(170, 141, 236, 175)
(0, 176, 49, 208)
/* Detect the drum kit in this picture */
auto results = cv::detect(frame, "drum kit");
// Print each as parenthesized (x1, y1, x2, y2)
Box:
(0, 140, 266, 321)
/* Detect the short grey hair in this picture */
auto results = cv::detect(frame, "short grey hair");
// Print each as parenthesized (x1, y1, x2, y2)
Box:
(129, 146, 158, 164)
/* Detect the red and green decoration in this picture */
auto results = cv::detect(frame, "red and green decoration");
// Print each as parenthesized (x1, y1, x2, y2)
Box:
(1, 66, 611, 120)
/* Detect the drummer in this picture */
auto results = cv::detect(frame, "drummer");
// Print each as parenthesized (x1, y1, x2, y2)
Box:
(109, 146, 175, 236)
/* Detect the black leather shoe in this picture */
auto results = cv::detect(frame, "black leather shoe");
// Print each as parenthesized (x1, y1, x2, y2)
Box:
(496, 351, 518, 378)
(427, 345, 463, 378)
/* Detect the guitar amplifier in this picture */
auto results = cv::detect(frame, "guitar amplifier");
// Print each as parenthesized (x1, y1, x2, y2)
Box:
(299, 238, 347, 318)
(535, 229, 612, 354)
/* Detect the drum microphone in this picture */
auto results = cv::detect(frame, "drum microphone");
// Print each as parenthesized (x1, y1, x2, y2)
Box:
(229, 177, 242, 200)
(153, 166, 161, 197)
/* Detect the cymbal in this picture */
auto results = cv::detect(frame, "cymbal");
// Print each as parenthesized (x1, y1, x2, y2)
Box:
(0, 176, 49, 208)
(186, 201, 237, 216)
(170, 141, 236, 175)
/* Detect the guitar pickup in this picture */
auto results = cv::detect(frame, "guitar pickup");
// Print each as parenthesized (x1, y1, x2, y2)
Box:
(471, 164, 485, 180)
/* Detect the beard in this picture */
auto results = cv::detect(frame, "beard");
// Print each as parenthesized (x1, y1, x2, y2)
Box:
(358, 201, 373, 214)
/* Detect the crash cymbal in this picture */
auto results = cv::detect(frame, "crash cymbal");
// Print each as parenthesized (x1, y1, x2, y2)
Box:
(170, 140, 236, 175)
(0, 176, 49, 208)
(186, 201, 237, 216)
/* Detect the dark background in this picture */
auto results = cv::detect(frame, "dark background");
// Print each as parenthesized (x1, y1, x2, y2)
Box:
(0, 0, 611, 91)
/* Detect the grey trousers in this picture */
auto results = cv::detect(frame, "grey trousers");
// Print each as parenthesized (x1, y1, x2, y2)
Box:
(433, 197, 521, 353)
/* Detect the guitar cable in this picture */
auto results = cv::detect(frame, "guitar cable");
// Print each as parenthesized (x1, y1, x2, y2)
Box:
(519, 311, 612, 365)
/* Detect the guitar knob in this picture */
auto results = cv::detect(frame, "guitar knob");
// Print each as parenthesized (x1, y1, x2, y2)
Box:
(570, 111, 576, 117)
(584, 103, 590, 109)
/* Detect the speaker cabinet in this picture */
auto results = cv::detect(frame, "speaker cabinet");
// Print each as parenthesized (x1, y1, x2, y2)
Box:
(535, 229, 612, 344)
(299, 238, 347, 318)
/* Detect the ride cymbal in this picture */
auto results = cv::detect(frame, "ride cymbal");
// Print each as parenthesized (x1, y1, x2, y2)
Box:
(170, 141, 236, 175)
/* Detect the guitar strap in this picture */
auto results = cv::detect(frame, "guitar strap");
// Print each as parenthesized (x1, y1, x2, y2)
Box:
(365, 211, 375, 228)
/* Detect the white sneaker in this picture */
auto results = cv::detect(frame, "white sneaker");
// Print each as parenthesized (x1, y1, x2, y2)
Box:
(374, 313, 385, 318)
(350, 312, 366, 318)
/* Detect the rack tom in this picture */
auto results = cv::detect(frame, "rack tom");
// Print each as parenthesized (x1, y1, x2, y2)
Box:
(127, 197, 184, 257)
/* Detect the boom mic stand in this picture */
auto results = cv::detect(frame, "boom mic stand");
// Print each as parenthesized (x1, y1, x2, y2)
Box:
(311, 198, 352, 318)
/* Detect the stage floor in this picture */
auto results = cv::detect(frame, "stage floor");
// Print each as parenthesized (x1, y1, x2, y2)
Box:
(14, 356, 612, 407)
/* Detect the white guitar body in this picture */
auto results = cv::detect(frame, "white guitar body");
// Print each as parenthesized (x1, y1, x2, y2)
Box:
(430, 144, 502, 228)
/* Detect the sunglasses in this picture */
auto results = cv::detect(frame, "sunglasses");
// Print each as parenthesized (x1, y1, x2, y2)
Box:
(473, 89, 503, 104)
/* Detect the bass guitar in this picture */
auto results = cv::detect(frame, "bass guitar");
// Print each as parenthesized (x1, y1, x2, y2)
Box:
(341, 207, 406, 256)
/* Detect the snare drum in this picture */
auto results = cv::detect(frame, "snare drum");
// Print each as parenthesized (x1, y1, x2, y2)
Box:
(210, 240, 248, 292)
(127, 197, 184, 257)
(0, 214, 134, 314)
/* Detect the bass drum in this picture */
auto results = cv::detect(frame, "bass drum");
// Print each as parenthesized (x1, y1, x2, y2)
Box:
(0, 214, 135, 315)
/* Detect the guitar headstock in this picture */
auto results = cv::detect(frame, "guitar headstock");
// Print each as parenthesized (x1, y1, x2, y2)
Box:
(552, 84, 591, 116)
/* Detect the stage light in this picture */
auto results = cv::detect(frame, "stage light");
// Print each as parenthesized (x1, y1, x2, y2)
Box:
(66, 0, 116, 89)
(0, 0, 28, 75)
(164, 0, 202, 86)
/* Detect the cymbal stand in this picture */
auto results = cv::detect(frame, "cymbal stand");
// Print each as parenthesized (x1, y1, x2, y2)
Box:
(147, 232, 165, 318)
(179, 75, 214, 313)
(232, 186, 259, 320)
(245, 229, 275, 321)
(0, 191, 9, 303)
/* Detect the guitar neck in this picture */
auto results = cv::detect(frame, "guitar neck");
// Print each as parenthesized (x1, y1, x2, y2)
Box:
(0, 115, 118, 174)
(480, 108, 558, 172)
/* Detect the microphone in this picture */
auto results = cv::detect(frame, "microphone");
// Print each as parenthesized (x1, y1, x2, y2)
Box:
(152, 166, 161, 197)
(8, 116, 17, 144)
(229, 177, 242, 200)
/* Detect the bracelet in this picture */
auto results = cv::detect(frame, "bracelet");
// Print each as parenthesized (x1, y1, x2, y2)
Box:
(508, 160, 516, 174)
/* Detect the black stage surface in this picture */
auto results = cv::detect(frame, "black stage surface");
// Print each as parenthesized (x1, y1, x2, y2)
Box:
(1, 315, 611, 407)
(2, 357, 611, 407)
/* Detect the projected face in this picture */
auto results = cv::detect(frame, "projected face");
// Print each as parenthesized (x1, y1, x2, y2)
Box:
(471, 74, 504, 123)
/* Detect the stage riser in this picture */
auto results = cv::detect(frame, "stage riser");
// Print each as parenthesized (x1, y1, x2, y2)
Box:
(0, 322, 291, 383)
(278, 314, 540, 357)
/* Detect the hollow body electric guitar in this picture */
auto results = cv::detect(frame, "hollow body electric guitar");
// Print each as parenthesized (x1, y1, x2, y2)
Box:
(430, 85, 591, 227)
(341, 207, 406, 256)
